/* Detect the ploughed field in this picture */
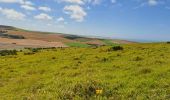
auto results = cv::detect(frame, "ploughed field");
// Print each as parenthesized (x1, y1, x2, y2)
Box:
(0, 43, 170, 99)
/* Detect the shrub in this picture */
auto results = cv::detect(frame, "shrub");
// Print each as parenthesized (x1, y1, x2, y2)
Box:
(167, 41, 170, 44)
(0, 50, 17, 56)
(49, 47, 56, 49)
(31, 48, 39, 52)
(25, 48, 43, 52)
(24, 52, 35, 55)
(108, 46, 123, 51)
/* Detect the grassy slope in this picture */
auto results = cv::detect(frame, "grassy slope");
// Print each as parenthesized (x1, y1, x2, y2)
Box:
(1, 43, 170, 99)
(66, 42, 91, 47)
(100, 39, 119, 46)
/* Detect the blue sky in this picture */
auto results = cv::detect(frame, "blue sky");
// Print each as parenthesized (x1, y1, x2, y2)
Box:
(0, 0, 170, 41)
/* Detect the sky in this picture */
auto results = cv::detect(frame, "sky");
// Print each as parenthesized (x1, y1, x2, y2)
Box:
(0, 0, 170, 41)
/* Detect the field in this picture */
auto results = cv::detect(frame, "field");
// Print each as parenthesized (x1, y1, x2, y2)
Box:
(1, 43, 170, 99)
(0, 25, 136, 49)
(66, 42, 91, 47)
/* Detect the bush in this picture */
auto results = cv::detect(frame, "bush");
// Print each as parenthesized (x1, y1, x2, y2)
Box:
(167, 41, 170, 44)
(108, 46, 123, 51)
(0, 50, 17, 56)
(31, 48, 39, 52)
(25, 48, 43, 53)
(24, 52, 35, 55)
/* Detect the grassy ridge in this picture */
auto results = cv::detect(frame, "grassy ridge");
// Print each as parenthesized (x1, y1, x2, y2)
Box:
(0, 43, 170, 99)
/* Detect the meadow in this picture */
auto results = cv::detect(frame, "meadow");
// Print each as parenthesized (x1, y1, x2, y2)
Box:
(0, 43, 170, 99)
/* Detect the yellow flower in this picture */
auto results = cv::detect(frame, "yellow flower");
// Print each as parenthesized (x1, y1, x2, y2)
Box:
(96, 89, 103, 94)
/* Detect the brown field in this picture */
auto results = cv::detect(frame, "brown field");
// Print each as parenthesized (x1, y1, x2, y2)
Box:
(0, 26, 136, 49)
(7, 30, 74, 43)
(0, 37, 67, 49)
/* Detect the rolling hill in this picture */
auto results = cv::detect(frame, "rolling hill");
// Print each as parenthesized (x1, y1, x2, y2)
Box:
(0, 25, 136, 49)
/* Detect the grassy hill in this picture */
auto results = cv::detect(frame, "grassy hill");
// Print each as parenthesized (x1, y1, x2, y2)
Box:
(0, 43, 170, 99)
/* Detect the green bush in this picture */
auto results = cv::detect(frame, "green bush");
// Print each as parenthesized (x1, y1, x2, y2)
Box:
(0, 50, 17, 56)
(167, 41, 170, 44)
(108, 46, 123, 51)
(24, 52, 35, 55)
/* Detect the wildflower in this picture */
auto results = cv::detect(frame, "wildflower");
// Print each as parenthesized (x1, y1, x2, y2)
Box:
(96, 89, 103, 94)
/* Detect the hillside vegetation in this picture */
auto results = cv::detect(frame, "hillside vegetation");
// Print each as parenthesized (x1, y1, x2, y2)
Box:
(0, 43, 170, 99)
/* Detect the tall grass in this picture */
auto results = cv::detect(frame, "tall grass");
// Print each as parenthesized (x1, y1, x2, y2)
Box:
(0, 43, 170, 99)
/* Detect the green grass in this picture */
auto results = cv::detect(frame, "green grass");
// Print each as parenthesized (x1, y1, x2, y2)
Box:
(66, 42, 91, 47)
(100, 39, 119, 46)
(1, 43, 170, 99)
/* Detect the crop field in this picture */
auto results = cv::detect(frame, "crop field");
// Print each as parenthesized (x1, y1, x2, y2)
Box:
(0, 43, 170, 99)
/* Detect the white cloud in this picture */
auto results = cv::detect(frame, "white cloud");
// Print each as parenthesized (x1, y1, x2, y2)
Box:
(34, 13, 53, 20)
(57, 17, 65, 22)
(134, 0, 159, 9)
(57, 0, 103, 5)
(24, 1, 33, 5)
(85, 0, 101, 5)
(21, 5, 36, 11)
(39, 6, 51, 12)
(0, 0, 23, 3)
(0, 0, 33, 5)
(148, 0, 158, 6)
(59, 0, 84, 5)
(0, 7, 25, 20)
(0, 0, 35, 11)
(64, 5, 86, 22)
